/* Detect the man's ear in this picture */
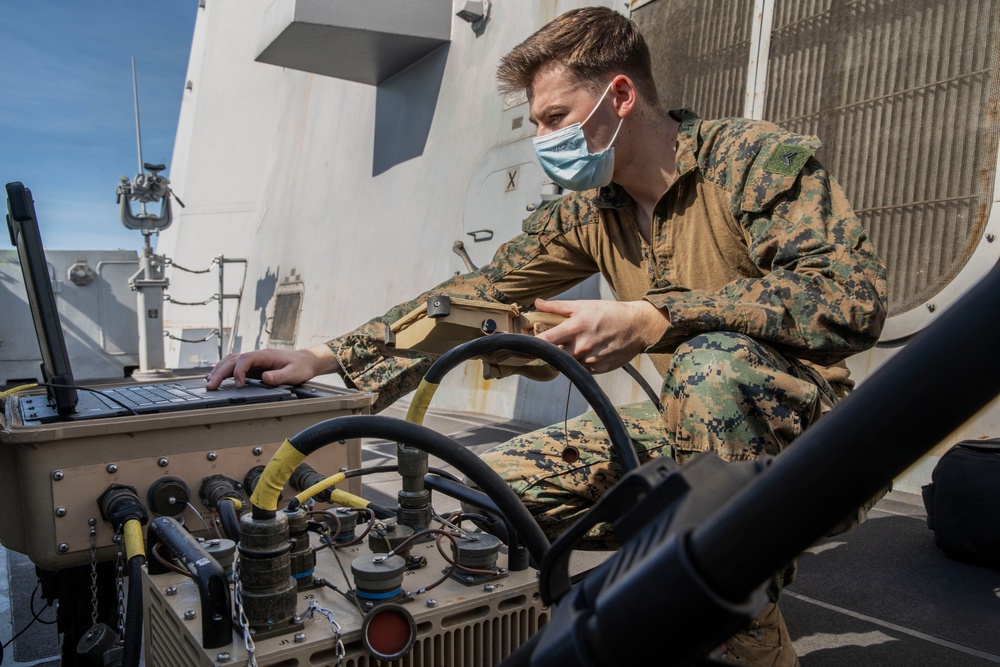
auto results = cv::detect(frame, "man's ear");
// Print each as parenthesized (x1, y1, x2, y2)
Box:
(610, 74, 638, 118)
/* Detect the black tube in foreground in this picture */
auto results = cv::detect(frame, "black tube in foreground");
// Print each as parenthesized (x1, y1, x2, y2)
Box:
(286, 415, 550, 564)
(122, 555, 144, 667)
(690, 262, 1000, 603)
(424, 333, 641, 474)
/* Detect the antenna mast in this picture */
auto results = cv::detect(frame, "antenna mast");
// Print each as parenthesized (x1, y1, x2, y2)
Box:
(118, 56, 181, 380)
(132, 57, 146, 215)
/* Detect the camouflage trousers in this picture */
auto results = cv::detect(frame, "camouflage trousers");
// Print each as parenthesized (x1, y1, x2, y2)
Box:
(479, 332, 826, 667)
(480, 331, 837, 544)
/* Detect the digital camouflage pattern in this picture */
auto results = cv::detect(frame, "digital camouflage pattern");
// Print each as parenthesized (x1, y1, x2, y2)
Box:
(328, 110, 886, 415)
(328, 108, 886, 527)
(478, 399, 669, 544)
(328, 110, 881, 667)
(479, 331, 836, 544)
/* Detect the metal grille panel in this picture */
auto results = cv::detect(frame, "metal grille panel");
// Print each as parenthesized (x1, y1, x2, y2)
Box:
(341, 607, 548, 667)
(632, 0, 755, 118)
(765, 0, 1000, 316)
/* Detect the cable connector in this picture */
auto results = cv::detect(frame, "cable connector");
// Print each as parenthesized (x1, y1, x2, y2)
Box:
(200, 475, 243, 510)
(97, 484, 148, 531)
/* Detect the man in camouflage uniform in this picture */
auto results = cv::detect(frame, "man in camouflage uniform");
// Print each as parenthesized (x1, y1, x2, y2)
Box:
(208, 7, 887, 665)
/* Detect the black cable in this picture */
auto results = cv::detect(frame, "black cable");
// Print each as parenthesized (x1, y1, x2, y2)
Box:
(423, 474, 511, 544)
(286, 464, 458, 511)
(122, 555, 144, 667)
(367, 503, 396, 519)
(332, 464, 463, 484)
(423, 334, 640, 473)
(340, 464, 462, 484)
(263, 415, 550, 564)
(217, 498, 241, 541)
(622, 362, 665, 415)
(28, 583, 57, 625)
(1, 582, 57, 661)
(428, 467, 462, 483)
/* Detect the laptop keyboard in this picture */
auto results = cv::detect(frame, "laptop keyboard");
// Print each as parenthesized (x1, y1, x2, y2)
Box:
(99, 383, 204, 408)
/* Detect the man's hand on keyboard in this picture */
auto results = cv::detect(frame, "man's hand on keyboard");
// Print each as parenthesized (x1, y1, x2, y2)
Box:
(206, 345, 340, 390)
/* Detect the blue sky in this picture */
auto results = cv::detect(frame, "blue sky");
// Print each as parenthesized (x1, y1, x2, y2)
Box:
(0, 2, 198, 250)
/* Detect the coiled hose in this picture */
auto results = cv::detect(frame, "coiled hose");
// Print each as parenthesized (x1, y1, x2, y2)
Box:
(407, 333, 640, 473)
(249, 415, 550, 564)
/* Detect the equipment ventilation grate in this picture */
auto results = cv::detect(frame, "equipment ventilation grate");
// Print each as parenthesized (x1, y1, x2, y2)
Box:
(270, 290, 303, 344)
(765, 0, 1000, 316)
(145, 581, 205, 667)
(633, 0, 755, 119)
(340, 606, 548, 667)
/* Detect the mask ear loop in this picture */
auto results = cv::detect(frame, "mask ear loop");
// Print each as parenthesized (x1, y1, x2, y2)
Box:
(601, 117, 625, 155)
(581, 80, 626, 154)
(580, 80, 617, 127)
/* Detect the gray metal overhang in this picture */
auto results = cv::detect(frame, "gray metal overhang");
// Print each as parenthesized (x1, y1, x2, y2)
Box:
(255, 0, 451, 85)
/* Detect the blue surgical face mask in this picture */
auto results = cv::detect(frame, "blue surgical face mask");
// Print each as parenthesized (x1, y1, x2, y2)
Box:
(533, 81, 625, 191)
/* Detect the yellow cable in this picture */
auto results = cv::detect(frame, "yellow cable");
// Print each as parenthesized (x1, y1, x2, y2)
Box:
(123, 519, 146, 559)
(0, 383, 38, 399)
(405, 379, 439, 425)
(251, 439, 307, 511)
(293, 472, 347, 507)
(328, 488, 371, 509)
(228, 497, 243, 511)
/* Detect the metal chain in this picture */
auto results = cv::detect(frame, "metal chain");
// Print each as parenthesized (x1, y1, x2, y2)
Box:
(331, 546, 365, 617)
(88, 520, 99, 627)
(164, 257, 217, 274)
(163, 293, 220, 306)
(304, 600, 345, 667)
(163, 329, 220, 343)
(114, 528, 126, 640)
(233, 556, 258, 667)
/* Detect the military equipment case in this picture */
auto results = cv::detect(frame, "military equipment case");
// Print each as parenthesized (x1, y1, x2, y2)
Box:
(0, 383, 375, 569)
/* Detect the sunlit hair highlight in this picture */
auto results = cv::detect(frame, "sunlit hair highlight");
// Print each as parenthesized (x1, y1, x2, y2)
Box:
(496, 6, 660, 107)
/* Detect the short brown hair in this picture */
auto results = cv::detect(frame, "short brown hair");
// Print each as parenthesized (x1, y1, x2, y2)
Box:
(496, 6, 659, 106)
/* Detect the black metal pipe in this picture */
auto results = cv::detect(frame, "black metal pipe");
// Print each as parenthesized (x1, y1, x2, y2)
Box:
(690, 263, 1000, 603)
(424, 334, 640, 473)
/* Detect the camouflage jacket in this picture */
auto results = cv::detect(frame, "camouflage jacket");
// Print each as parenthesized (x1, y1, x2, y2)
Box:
(328, 110, 888, 412)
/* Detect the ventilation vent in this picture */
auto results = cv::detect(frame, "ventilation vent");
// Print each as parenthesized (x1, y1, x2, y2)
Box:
(339, 607, 548, 667)
(268, 282, 304, 346)
(145, 569, 546, 667)
(144, 579, 206, 667)
(764, 0, 1000, 317)
(633, 0, 755, 118)
(634, 0, 1000, 324)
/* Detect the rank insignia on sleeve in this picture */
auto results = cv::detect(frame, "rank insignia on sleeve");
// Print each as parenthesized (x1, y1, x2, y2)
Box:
(763, 143, 811, 176)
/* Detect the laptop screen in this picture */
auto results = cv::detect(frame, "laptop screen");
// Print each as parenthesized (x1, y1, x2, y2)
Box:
(5, 181, 79, 415)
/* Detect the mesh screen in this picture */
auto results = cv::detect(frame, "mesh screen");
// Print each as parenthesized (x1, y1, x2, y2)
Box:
(765, 0, 1000, 315)
(632, 0, 755, 118)
(271, 291, 302, 343)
